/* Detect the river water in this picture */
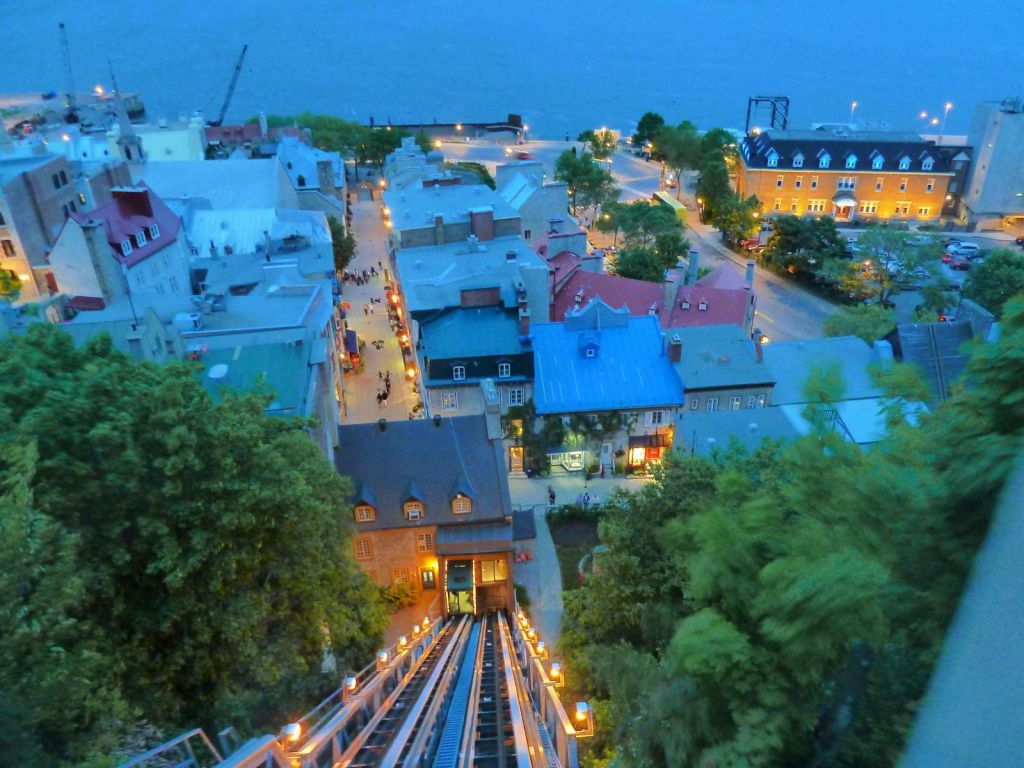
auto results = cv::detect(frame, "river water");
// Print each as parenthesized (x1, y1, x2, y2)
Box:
(5, 0, 1023, 138)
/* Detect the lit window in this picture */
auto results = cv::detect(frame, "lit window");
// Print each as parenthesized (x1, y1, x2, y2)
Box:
(355, 504, 376, 522)
(404, 501, 424, 520)
(149, 223, 160, 239)
(480, 558, 508, 583)
(498, 362, 511, 378)
(354, 538, 372, 560)
(78, 193, 86, 204)
(452, 496, 472, 515)
(706, 397, 719, 412)
(757, 394, 766, 407)
(121, 239, 132, 256)
(509, 387, 524, 406)
(729, 396, 741, 411)
(416, 532, 433, 552)
(441, 391, 458, 412)
(452, 365, 466, 381)
(390, 568, 410, 585)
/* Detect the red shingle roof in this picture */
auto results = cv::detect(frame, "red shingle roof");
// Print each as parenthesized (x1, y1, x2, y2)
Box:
(71, 185, 180, 269)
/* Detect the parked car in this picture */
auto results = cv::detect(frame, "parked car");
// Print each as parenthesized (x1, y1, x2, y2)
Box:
(943, 237, 963, 248)
(948, 241, 980, 258)
(949, 255, 972, 270)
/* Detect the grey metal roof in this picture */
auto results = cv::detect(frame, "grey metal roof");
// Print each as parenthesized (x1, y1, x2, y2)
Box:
(891, 321, 975, 402)
(383, 184, 518, 229)
(334, 415, 512, 532)
(418, 307, 526, 359)
(742, 128, 951, 173)
(675, 407, 800, 457)
(665, 324, 775, 391)
(762, 336, 884, 405)
(436, 522, 514, 555)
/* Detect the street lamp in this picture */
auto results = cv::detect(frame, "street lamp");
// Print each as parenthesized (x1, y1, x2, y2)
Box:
(849, 100, 858, 124)
(939, 102, 953, 142)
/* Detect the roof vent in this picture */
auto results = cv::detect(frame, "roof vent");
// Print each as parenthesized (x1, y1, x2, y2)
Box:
(377, 418, 387, 432)
(506, 250, 517, 261)
(749, 422, 760, 434)
(208, 364, 228, 380)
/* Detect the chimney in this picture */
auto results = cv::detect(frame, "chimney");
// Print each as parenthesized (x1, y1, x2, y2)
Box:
(668, 334, 682, 362)
(432, 414, 442, 427)
(377, 418, 387, 432)
(518, 307, 531, 336)
(687, 250, 700, 285)
(754, 332, 764, 363)
(481, 379, 502, 439)
(663, 280, 680, 318)
(258, 111, 268, 138)
(434, 214, 444, 246)
(470, 208, 496, 241)
(745, 259, 755, 290)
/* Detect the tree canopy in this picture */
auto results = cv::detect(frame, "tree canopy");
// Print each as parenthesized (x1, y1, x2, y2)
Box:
(0, 326, 388, 767)
(612, 247, 667, 283)
(963, 247, 1024, 317)
(823, 302, 897, 344)
(328, 215, 357, 273)
(632, 112, 666, 149)
(554, 150, 620, 215)
(560, 305, 1024, 766)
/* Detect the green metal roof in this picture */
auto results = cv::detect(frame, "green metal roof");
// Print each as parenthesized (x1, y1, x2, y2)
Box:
(200, 341, 312, 417)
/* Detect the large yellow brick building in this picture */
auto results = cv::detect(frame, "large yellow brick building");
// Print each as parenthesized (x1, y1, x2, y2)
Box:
(737, 129, 954, 224)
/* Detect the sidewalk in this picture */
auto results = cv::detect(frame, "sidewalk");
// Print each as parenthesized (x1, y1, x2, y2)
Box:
(342, 195, 424, 423)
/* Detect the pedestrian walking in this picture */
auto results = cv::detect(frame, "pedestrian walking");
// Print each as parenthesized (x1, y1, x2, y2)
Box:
(378, 259, 383, 270)
(385, 371, 391, 388)
(378, 370, 384, 382)
(370, 266, 377, 277)
(547, 485, 556, 505)
(364, 305, 369, 316)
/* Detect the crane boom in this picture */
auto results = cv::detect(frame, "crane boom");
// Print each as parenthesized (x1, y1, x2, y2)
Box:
(58, 22, 78, 121)
(211, 44, 248, 127)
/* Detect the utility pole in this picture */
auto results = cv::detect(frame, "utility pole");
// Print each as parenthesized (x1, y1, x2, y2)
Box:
(58, 23, 78, 123)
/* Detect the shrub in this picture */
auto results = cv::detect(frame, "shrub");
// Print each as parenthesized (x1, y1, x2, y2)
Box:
(380, 582, 417, 612)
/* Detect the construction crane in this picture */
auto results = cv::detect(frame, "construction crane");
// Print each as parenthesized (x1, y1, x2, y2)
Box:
(210, 44, 248, 127)
(58, 22, 79, 123)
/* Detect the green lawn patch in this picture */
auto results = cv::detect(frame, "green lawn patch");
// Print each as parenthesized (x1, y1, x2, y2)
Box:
(549, 519, 600, 592)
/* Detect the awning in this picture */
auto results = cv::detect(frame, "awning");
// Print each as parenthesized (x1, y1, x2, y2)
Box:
(66, 295, 106, 311)
(832, 192, 857, 207)
(344, 328, 359, 354)
(437, 521, 514, 556)
(629, 432, 672, 449)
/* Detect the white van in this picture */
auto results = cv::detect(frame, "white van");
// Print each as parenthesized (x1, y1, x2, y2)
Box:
(948, 241, 980, 256)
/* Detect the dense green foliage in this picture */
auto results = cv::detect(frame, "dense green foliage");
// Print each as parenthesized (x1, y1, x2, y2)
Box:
(562, 304, 1024, 766)
(247, 113, 407, 170)
(963, 247, 1024, 317)
(602, 201, 688, 282)
(823, 303, 897, 344)
(449, 161, 496, 189)
(328, 215, 357, 273)
(632, 112, 666, 149)
(0, 326, 388, 766)
(0, 270, 22, 302)
(555, 150, 620, 215)
(578, 129, 618, 160)
(613, 248, 669, 282)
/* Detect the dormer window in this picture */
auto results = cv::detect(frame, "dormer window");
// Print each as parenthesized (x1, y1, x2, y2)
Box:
(585, 348, 596, 358)
(898, 156, 910, 171)
(149, 224, 160, 239)
(766, 150, 778, 168)
(452, 365, 466, 381)
(681, 300, 690, 310)
(872, 155, 884, 170)
(792, 153, 804, 168)
(819, 152, 831, 169)
(845, 154, 857, 169)
(135, 230, 147, 247)
(404, 501, 424, 520)
(121, 239, 132, 257)
(452, 495, 472, 515)
(698, 301, 708, 311)
(498, 362, 511, 378)
(922, 156, 935, 171)
(354, 504, 376, 522)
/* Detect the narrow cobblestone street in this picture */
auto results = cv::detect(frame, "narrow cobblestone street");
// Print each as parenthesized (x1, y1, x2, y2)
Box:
(341, 186, 424, 424)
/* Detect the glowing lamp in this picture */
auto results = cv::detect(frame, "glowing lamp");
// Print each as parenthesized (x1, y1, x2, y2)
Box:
(93, 85, 105, 96)
(345, 676, 357, 692)
(412, 623, 420, 636)
(423, 616, 431, 629)
(398, 635, 408, 650)
(284, 723, 302, 743)
(406, 367, 416, 379)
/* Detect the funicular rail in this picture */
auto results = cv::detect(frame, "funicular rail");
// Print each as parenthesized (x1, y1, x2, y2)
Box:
(341, 615, 471, 767)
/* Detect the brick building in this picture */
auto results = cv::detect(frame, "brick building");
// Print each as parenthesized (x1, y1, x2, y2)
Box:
(335, 415, 515, 619)
(738, 128, 953, 224)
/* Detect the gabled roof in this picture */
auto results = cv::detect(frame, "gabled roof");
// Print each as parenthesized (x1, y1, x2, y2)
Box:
(741, 128, 950, 173)
(418, 307, 527, 361)
(71, 185, 180, 268)
(335, 415, 512, 531)
(531, 302, 684, 414)
(665, 324, 774, 391)
(552, 270, 663, 321)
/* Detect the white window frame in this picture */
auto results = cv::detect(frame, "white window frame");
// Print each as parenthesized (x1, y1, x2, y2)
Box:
(135, 230, 147, 247)
(922, 157, 935, 171)
(792, 154, 804, 168)
(819, 153, 831, 169)
(837, 177, 856, 191)
(810, 176, 818, 189)
(757, 394, 766, 407)
(390, 568, 410, 585)
(807, 199, 826, 213)
(917, 206, 931, 217)
(845, 154, 857, 169)
(875, 178, 884, 192)
(767, 152, 778, 167)
(441, 391, 458, 412)
(899, 157, 910, 171)
(452, 365, 466, 381)
(404, 501, 424, 521)
(747, 395, 756, 408)
(121, 239, 132, 256)
(795, 175, 803, 189)
(509, 387, 524, 406)
(646, 410, 665, 426)
(858, 201, 879, 214)
(706, 397, 719, 413)
(149, 223, 160, 239)
(729, 396, 741, 411)
(498, 362, 511, 378)
(872, 155, 884, 170)
(354, 538, 372, 561)
(585, 348, 596, 358)
(899, 178, 908, 193)
(790, 199, 799, 213)
(773, 198, 782, 211)
(776, 175, 784, 188)
(698, 301, 708, 311)
(690, 398, 699, 411)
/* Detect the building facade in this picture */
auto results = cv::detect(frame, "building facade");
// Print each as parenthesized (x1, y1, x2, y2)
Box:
(738, 128, 953, 224)
(335, 415, 515, 619)
(960, 98, 1024, 230)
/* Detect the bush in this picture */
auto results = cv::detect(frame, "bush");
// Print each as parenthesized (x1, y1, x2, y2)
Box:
(546, 502, 602, 528)
(514, 583, 531, 609)
(380, 582, 417, 612)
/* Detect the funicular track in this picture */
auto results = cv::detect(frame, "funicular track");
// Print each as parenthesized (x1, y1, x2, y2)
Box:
(340, 615, 471, 767)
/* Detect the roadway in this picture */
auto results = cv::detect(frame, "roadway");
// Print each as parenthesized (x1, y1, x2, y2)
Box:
(444, 140, 835, 340)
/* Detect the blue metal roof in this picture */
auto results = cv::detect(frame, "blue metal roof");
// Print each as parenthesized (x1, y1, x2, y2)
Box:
(531, 304, 684, 414)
